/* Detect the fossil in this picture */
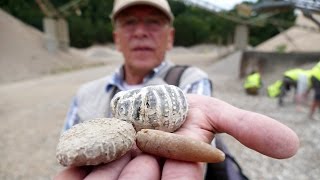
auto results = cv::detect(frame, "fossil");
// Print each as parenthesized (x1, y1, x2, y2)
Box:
(56, 118, 135, 166)
(56, 85, 224, 167)
(111, 85, 188, 132)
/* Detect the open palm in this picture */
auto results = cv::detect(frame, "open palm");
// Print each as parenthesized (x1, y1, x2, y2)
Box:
(55, 94, 299, 180)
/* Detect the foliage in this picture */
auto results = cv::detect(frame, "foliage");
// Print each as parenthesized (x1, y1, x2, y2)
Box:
(174, 13, 210, 46)
(0, 0, 44, 30)
(249, 10, 296, 46)
(66, 0, 114, 47)
(275, 44, 287, 53)
(170, 1, 236, 46)
(0, 0, 296, 48)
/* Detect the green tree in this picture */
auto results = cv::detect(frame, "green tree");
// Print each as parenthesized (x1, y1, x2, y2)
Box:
(174, 13, 210, 46)
(168, 0, 187, 17)
(67, 0, 114, 47)
(0, 0, 295, 48)
(1, 0, 43, 30)
(249, 10, 296, 46)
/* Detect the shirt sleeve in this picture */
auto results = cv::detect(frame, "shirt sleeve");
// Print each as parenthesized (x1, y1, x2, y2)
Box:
(62, 97, 80, 132)
(182, 78, 213, 96)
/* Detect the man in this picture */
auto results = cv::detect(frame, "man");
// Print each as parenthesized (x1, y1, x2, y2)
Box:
(278, 68, 312, 110)
(278, 68, 303, 106)
(63, 0, 211, 131)
(243, 70, 262, 95)
(267, 80, 283, 98)
(56, 0, 299, 179)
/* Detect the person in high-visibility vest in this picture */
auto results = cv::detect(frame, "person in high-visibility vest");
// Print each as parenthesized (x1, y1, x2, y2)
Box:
(267, 80, 283, 98)
(278, 68, 304, 106)
(243, 71, 262, 95)
(309, 61, 320, 119)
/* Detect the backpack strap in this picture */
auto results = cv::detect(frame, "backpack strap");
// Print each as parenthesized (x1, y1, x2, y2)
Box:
(110, 86, 120, 99)
(106, 86, 121, 117)
(164, 65, 189, 86)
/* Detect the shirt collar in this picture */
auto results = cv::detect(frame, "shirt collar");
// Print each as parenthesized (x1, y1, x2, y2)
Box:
(106, 61, 168, 92)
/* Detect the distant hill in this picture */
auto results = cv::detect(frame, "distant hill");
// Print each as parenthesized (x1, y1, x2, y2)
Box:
(255, 12, 320, 52)
(0, 9, 102, 84)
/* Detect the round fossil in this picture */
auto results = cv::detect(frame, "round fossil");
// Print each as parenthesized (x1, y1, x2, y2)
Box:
(111, 84, 188, 132)
(56, 118, 135, 166)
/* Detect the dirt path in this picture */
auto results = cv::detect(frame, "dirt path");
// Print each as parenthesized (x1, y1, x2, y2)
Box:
(0, 64, 119, 179)
(0, 52, 319, 180)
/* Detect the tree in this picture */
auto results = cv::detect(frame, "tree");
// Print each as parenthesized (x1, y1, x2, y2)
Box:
(1, 0, 295, 48)
(174, 13, 211, 46)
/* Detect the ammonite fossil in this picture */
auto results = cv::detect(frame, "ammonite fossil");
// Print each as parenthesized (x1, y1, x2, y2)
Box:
(111, 85, 188, 132)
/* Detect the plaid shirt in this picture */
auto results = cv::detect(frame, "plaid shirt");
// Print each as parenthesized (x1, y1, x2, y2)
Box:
(63, 61, 212, 131)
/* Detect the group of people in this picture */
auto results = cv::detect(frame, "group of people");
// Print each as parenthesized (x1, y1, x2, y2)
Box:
(243, 70, 262, 95)
(276, 63, 320, 119)
(55, 0, 300, 179)
(243, 61, 320, 120)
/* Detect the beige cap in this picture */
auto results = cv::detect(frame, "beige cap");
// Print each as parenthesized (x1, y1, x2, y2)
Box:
(111, 0, 174, 23)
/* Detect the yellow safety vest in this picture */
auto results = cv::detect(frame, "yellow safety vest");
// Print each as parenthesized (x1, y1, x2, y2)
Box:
(244, 72, 261, 89)
(284, 68, 304, 81)
(267, 80, 282, 98)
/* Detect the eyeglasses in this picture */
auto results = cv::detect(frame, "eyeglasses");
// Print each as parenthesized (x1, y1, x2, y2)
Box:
(116, 15, 169, 31)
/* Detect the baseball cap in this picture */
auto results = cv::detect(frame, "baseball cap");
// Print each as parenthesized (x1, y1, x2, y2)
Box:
(110, 0, 174, 23)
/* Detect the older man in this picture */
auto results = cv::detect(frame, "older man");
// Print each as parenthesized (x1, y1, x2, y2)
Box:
(56, 0, 299, 179)
(63, 0, 212, 131)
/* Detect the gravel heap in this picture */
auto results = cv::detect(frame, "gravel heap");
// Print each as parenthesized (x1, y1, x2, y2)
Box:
(0, 9, 104, 84)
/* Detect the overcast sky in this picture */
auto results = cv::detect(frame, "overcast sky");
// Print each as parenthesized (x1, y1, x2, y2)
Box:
(205, 0, 258, 10)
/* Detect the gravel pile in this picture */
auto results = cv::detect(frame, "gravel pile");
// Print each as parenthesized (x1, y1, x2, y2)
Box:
(0, 9, 105, 84)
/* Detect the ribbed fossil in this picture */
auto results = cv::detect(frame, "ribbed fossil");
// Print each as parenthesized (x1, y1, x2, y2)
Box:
(56, 85, 225, 167)
(111, 84, 188, 132)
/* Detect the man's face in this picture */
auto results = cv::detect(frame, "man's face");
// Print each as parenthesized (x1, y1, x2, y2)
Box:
(113, 5, 175, 73)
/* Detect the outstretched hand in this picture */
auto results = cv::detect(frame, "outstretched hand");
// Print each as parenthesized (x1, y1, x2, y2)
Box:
(55, 94, 299, 180)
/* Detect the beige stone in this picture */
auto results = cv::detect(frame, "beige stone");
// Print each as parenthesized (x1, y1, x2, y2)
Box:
(56, 118, 135, 166)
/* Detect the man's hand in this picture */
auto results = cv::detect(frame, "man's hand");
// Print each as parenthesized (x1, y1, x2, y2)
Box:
(54, 94, 299, 180)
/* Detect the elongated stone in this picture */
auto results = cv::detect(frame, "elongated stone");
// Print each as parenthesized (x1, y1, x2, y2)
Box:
(136, 129, 225, 163)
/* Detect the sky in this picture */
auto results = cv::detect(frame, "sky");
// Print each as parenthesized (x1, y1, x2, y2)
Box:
(205, 0, 258, 10)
